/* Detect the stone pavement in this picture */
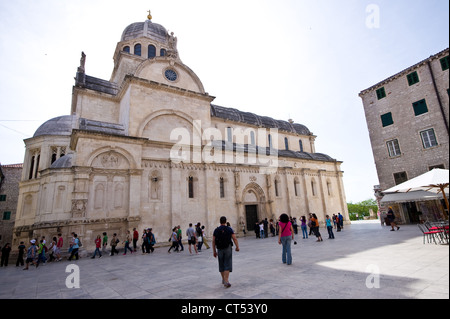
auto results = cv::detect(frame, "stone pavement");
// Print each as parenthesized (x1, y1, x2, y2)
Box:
(0, 221, 448, 300)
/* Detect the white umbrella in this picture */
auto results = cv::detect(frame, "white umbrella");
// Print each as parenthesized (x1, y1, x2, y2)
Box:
(384, 169, 449, 216)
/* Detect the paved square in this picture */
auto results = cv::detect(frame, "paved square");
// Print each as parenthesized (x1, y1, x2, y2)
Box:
(0, 221, 448, 299)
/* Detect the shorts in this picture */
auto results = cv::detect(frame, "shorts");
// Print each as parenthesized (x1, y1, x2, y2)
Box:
(217, 245, 233, 273)
(188, 238, 196, 245)
(26, 257, 34, 263)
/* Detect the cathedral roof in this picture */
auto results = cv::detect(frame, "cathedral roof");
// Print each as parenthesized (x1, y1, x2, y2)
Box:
(33, 115, 76, 138)
(50, 153, 73, 169)
(210, 104, 312, 136)
(121, 20, 168, 43)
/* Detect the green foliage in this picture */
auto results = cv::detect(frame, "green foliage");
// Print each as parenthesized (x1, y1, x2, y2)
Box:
(347, 199, 378, 221)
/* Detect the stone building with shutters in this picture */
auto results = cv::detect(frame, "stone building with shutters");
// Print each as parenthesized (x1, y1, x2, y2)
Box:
(359, 48, 449, 223)
(0, 163, 22, 247)
(12, 13, 348, 250)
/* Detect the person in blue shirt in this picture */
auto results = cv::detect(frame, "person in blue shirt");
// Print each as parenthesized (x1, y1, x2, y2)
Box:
(68, 234, 80, 261)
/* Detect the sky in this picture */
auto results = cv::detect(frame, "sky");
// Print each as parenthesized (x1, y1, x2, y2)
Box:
(0, 0, 448, 203)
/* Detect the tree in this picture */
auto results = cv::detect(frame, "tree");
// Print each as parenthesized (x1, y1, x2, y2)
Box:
(347, 199, 378, 220)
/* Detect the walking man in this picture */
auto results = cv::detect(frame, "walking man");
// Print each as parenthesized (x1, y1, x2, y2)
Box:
(212, 216, 240, 288)
(186, 223, 198, 254)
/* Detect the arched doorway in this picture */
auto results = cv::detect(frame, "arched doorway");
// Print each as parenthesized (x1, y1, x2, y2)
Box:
(242, 182, 267, 232)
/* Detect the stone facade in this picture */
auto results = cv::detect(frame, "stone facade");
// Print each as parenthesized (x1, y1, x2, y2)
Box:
(13, 15, 349, 251)
(360, 48, 449, 222)
(0, 164, 22, 247)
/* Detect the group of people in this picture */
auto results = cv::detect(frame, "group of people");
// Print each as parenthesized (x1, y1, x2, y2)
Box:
(168, 222, 211, 254)
(0, 213, 348, 290)
(255, 213, 345, 243)
(0, 234, 65, 270)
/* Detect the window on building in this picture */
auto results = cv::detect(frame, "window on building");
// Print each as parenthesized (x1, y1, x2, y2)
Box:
(2, 211, 11, 220)
(250, 131, 256, 146)
(148, 45, 156, 59)
(420, 129, 438, 149)
(394, 171, 408, 185)
(0, 195, 6, 201)
(227, 127, 233, 143)
(284, 137, 289, 150)
(34, 155, 40, 179)
(311, 180, 316, 196)
(188, 176, 194, 198)
(29, 155, 35, 180)
(440, 56, 449, 71)
(381, 112, 394, 127)
(160, 49, 167, 56)
(123, 46, 130, 53)
(386, 139, 401, 157)
(268, 134, 273, 149)
(219, 177, 225, 198)
(299, 140, 303, 152)
(376, 87, 386, 100)
(327, 181, 332, 196)
(413, 99, 428, 116)
(274, 179, 279, 197)
(294, 180, 299, 197)
(134, 44, 141, 56)
(407, 71, 420, 86)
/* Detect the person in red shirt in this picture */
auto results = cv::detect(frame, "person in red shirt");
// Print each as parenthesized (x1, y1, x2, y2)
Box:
(91, 235, 102, 258)
(56, 233, 64, 261)
(133, 228, 139, 252)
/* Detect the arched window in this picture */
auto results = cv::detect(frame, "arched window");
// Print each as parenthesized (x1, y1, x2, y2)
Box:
(28, 155, 35, 180)
(160, 48, 167, 56)
(134, 44, 141, 56)
(123, 46, 130, 53)
(311, 180, 316, 196)
(274, 178, 279, 197)
(284, 137, 289, 150)
(219, 177, 225, 198)
(148, 45, 156, 59)
(299, 140, 304, 152)
(188, 176, 194, 198)
(34, 154, 40, 179)
(294, 179, 300, 197)
(327, 181, 332, 196)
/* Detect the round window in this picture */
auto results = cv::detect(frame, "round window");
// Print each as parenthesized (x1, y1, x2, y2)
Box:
(164, 69, 178, 82)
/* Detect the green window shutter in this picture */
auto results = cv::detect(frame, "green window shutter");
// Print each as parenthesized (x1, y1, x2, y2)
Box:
(413, 99, 428, 116)
(381, 112, 394, 127)
(440, 56, 449, 71)
(376, 87, 386, 100)
(2, 211, 11, 220)
(407, 71, 419, 86)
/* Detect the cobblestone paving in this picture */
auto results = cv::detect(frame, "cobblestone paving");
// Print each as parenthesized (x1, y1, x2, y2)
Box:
(0, 221, 448, 299)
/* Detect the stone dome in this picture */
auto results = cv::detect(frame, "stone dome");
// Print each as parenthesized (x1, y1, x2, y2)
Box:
(50, 153, 73, 169)
(121, 20, 168, 43)
(33, 115, 75, 138)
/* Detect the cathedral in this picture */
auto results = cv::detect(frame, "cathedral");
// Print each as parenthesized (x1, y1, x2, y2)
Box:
(12, 13, 349, 250)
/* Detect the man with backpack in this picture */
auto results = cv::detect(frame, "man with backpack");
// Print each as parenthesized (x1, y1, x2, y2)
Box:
(212, 216, 240, 289)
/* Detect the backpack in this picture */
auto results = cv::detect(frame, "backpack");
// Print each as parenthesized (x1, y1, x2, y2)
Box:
(215, 226, 232, 249)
